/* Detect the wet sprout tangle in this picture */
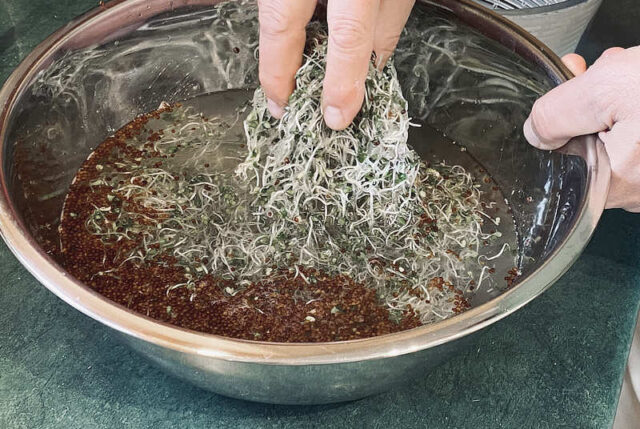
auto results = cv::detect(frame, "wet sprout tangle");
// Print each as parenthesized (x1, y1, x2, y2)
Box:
(80, 26, 503, 324)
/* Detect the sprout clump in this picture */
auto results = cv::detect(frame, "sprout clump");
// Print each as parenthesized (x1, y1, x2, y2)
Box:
(74, 25, 503, 325)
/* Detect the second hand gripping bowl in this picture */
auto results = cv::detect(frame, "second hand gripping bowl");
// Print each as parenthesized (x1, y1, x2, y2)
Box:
(0, 0, 610, 404)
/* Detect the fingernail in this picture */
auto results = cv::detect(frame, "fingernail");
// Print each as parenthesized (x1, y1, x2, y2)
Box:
(323, 105, 347, 130)
(523, 117, 544, 149)
(267, 98, 285, 119)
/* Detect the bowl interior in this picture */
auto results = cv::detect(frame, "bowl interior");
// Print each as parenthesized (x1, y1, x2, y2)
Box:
(1, 0, 588, 320)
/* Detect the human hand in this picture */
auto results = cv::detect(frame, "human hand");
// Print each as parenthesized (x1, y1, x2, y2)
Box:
(523, 47, 640, 212)
(257, 0, 415, 130)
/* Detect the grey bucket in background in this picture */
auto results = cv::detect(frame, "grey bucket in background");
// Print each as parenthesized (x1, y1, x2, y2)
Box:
(476, 0, 603, 56)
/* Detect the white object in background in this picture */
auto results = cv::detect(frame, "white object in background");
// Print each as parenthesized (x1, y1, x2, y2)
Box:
(476, 0, 603, 56)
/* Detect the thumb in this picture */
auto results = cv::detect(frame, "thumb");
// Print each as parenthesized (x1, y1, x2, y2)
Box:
(523, 67, 613, 150)
(561, 53, 587, 76)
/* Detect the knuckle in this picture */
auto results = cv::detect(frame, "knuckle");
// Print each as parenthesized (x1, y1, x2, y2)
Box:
(587, 76, 622, 126)
(592, 92, 617, 127)
(258, 1, 294, 37)
(329, 16, 370, 54)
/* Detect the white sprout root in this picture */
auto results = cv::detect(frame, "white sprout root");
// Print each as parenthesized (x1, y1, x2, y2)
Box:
(78, 25, 504, 325)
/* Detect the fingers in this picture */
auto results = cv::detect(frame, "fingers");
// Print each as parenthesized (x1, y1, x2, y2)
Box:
(258, 0, 317, 118)
(373, 0, 415, 68)
(524, 47, 633, 150)
(323, 0, 380, 130)
(561, 53, 587, 76)
(523, 70, 615, 150)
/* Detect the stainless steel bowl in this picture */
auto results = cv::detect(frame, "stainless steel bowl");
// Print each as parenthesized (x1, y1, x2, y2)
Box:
(0, 0, 610, 404)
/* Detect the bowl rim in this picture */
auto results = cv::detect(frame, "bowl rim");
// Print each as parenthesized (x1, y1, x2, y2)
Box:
(0, 0, 610, 364)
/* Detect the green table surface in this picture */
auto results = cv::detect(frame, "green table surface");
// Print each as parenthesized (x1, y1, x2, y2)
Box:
(1, 1, 640, 428)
